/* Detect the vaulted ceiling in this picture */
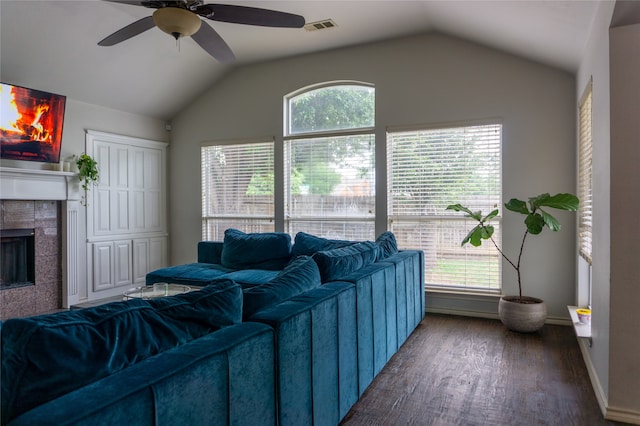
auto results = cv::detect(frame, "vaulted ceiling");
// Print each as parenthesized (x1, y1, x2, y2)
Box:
(0, 1, 601, 120)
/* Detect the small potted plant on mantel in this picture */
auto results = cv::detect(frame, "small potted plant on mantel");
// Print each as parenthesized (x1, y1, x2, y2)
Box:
(74, 153, 99, 206)
(446, 193, 579, 332)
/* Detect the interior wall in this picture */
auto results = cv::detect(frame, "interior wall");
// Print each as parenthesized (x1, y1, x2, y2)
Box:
(576, 0, 614, 409)
(1, 97, 169, 301)
(609, 22, 640, 419)
(169, 32, 576, 319)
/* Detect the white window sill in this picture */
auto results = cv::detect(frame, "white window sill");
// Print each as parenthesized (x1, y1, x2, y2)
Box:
(567, 305, 592, 346)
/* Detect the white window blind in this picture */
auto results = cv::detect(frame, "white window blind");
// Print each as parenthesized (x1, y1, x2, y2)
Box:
(578, 83, 593, 264)
(387, 123, 502, 291)
(284, 83, 375, 240)
(201, 141, 274, 240)
(284, 133, 375, 240)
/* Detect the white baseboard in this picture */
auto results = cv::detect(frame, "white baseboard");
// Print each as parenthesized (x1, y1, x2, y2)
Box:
(606, 406, 640, 425)
(425, 308, 572, 326)
(577, 337, 608, 416)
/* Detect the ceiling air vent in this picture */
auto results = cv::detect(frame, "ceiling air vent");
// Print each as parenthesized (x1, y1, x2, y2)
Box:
(304, 19, 338, 32)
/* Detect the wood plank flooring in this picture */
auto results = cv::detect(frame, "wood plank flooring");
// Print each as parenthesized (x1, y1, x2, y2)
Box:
(341, 314, 626, 426)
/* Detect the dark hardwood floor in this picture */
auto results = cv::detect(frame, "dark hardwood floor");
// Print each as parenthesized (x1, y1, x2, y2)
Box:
(341, 314, 626, 426)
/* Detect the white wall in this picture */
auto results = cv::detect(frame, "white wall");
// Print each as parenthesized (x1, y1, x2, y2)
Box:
(609, 22, 640, 421)
(576, 0, 614, 412)
(169, 32, 576, 319)
(1, 97, 169, 300)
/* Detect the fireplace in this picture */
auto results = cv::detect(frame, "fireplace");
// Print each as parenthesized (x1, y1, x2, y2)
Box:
(1, 228, 36, 289)
(0, 200, 63, 319)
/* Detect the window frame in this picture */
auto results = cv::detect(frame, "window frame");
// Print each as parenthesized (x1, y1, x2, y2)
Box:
(201, 138, 276, 240)
(283, 82, 376, 240)
(387, 120, 503, 293)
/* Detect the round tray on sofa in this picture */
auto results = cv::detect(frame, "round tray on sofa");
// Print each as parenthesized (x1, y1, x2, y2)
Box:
(123, 283, 191, 300)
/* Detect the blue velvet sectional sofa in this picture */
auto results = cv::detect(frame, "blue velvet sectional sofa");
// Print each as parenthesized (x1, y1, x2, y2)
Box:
(1, 230, 424, 426)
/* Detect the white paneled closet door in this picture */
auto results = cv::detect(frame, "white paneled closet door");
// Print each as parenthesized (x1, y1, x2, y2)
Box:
(85, 130, 168, 300)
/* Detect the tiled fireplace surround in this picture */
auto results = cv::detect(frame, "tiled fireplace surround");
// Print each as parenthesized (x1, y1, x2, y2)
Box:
(0, 200, 62, 319)
(0, 167, 80, 320)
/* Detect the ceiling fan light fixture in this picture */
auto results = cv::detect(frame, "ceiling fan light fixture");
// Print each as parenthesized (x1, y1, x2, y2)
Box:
(153, 7, 202, 40)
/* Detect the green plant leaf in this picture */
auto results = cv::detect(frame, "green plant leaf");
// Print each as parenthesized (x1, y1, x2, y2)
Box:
(541, 210, 561, 231)
(446, 204, 482, 221)
(481, 225, 494, 239)
(504, 198, 529, 214)
(462, 225, 478, 245)
(525, 213, 545, 234)
(482, 209, 499, 222)
(469, 228, 483, 247)
(538, 193, 579, 211)
(528, 193, 550, 210)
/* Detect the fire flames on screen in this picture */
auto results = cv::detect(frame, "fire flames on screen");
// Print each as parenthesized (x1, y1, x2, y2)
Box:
(0, 82, 66, 163)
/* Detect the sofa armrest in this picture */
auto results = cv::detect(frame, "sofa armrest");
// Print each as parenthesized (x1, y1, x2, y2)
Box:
(8, 323, 276, 426)
(198, 241, 224, 264)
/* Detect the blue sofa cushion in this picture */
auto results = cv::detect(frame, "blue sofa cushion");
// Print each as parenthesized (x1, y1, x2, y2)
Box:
(375, 231, 398, 261)
(221, 228, 292, 270)
(243, 255, 321, 320)
(148, 278, 243, 326)
(292, 232, 353, 257)
(0, 280, 242, 424)
(223, 269, 280, 289)
(146, 262, 232, 286)
(312, 241, 378, 282)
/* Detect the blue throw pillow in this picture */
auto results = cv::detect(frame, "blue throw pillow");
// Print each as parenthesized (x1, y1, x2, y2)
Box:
(221, 228, 292, 270)
(242, 255, 321, 320)
(292, 232, 353, 257)
(375, 231, 398, 261)
(1, 280, 242, 424)
(148, 278, 242, 327)
(312, 241, 378, 282)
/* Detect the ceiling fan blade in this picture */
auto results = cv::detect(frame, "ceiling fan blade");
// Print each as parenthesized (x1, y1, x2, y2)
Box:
(191, 23, 235, 63)
(98, 16, 156, 46)
(101, 0, 143, 5)
(195, 4, 305, 28)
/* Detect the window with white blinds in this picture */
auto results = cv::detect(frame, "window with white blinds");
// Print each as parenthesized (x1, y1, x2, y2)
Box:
(284, 83, 375, 240)
(201, 140, 275, 240)
(578, 82, 593, 264)
(387, 123, 502, 291)
(284, 133, 375, 239)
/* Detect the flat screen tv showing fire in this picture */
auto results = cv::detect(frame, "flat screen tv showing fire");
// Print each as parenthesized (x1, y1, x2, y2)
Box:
(0, 82, 66, 163)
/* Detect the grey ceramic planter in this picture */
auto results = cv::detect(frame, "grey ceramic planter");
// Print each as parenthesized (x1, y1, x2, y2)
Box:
(498, 295, 547, 333)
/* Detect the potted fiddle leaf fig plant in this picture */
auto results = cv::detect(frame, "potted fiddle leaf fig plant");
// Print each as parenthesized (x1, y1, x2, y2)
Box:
(74, 153, 99, 206)
(446, 192, 579, 332)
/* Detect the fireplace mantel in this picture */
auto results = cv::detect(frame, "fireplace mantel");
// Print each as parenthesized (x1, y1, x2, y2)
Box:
(0, 166, 81, 308)
(0, 167, 79, 201)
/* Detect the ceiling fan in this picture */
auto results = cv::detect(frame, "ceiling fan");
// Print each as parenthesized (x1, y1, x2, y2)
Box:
(98, 0, 305, 63)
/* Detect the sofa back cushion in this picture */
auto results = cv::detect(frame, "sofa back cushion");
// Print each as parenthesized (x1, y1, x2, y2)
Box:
(375, 231, 399, 261)
(243, 256, 321, 320)
(292, 232, 353, 257)
(1, 279, 242, 424)
(221, 228, 292, 270)
(312, 241, 378, 282)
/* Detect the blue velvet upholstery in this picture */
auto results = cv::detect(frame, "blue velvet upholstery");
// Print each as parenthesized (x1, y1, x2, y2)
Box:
(197, 241, 224, 263)
(221, 228, 292, 270)
(312, 241, 378, 282)
(242, 256, 322, 320)
(1, 280, 242, 424)
(7, 323, 276, 426)
(223, 269, 280, 289)
(291, 232, 353, 257)
(250, 282, 358, 426)
(5, 230, 424, 425)
(148, 278, 243, 326)
(375, 231, 399, 261)
(146, 262, 232, 286)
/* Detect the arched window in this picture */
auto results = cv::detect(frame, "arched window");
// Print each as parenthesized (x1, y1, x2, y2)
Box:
(284, 83, 375, 239)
